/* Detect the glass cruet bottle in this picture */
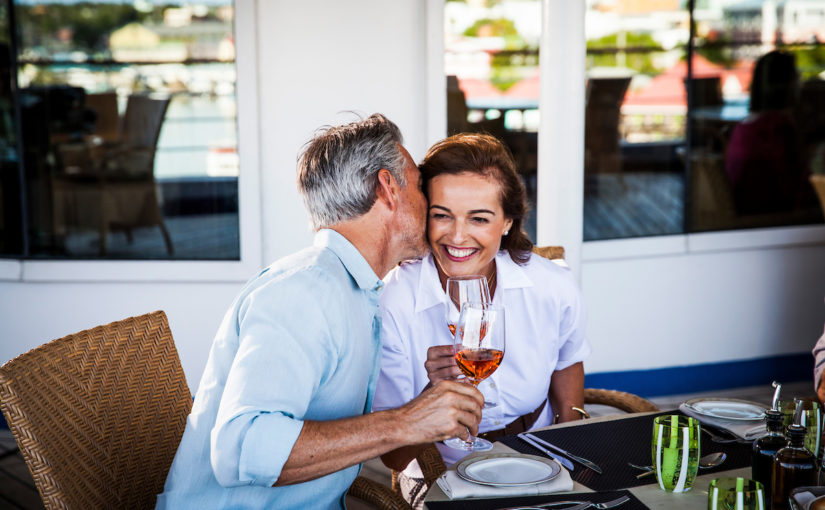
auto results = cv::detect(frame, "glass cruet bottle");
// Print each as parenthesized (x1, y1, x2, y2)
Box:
(753, 382, 788, 503)
(772, 400, 817, 510)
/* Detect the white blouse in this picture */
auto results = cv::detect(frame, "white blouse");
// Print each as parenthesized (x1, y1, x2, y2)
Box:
(373, 251, 591, 466)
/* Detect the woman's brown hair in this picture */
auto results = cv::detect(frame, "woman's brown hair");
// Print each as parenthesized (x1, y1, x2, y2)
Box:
(418, 132, 533, 264)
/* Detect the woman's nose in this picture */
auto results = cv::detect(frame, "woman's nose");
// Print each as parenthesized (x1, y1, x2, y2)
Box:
(449, 222, 467, 243)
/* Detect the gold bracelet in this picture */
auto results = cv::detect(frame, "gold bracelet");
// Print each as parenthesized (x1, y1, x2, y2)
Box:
(553, 406, 591, 424)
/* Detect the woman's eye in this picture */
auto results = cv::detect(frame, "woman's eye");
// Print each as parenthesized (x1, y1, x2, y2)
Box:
(431, 213, 449, 220)
(471, 217, 490, 224)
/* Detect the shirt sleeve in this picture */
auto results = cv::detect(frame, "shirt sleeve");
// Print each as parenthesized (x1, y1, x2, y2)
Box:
(554, 272, 591, 371)
(372, 304, 416, 412)
(813, 326, 825, 392)
(210, 276, 335, 487)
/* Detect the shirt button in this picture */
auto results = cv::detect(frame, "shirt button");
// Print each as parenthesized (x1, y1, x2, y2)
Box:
(494, 420, 501, 425)
(490, 382, 496, 388)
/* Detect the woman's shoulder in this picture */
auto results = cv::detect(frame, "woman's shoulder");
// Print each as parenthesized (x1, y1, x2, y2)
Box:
(381, 257, 426, 306)
(516, 251, 580, 295)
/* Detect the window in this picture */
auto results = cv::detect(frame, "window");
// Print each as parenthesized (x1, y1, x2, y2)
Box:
(0, 1, 239, 260)
(444, 0, 825, 244)
(583, 0, 825, 241)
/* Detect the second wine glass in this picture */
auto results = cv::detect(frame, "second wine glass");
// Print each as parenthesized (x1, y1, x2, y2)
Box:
(445, 275, 491, 336)
(443, 302, 505, 452)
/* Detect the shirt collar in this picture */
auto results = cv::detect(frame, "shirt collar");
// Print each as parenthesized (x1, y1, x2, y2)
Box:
(414, 251, 533, 313)
(314, 229, 384, 293)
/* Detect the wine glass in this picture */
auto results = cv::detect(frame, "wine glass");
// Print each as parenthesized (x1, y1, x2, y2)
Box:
(443, 302, 505, 452)
(445, 275, 497, 408)
(445, 275, 491, 337)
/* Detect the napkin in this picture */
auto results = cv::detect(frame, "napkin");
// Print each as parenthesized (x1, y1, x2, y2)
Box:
(436, 460, 574, 500)
(679, 403, 766, 440)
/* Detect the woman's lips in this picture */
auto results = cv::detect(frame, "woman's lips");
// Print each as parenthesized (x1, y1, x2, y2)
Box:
(443, 245, 478, 262)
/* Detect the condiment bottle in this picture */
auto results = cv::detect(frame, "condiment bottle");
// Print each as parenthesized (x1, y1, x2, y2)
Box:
(772, 400, 817, 510)
(753, 408, 786, 502)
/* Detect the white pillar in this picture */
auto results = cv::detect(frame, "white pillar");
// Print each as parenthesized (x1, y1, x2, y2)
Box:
(538, 0, 585, 280)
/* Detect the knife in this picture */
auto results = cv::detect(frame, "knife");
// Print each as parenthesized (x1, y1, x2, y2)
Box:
(516, 434, 575, 471)
(521, 432, 603, 474)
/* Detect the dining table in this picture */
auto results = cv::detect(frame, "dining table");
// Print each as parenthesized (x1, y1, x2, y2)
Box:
(424, 411, 756, 510)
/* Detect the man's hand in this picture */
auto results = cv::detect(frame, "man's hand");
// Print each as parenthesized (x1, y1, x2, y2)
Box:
(424, 345, 463, 386)
(818, 376, 825, 405)
(396, 380, 483, 444)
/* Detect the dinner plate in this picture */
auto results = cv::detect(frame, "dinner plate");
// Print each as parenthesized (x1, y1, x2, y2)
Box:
(684, 398, 767, 421)
(455, 453, 562, 486)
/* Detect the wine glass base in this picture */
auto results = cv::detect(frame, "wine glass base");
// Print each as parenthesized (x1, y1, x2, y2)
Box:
(443, 436, 494, 451)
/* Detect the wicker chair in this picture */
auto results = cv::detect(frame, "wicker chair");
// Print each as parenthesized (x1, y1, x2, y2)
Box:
(0, 311, 191, 509)
(0, 311, 407, 510)
(583, 388, 659, 414)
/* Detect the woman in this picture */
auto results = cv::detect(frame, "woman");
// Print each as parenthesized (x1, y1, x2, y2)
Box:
(725, 50, 810, 215)
(372, 133, 590, 504)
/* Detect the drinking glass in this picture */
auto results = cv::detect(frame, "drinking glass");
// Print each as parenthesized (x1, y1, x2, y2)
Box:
(445, 275, 496, 408)
(652, 415, 701, 492)
(708, 478, 766, 510)
(778, 398, 821, 456)
(444, 275, 491, 336)
(443, 302, 505, 451)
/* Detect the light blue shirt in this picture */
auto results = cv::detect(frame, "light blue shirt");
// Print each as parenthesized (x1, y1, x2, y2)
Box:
(157, 229, 385, 510)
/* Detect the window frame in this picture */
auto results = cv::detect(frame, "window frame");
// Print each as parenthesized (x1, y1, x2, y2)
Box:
(0, 0, 261, 283)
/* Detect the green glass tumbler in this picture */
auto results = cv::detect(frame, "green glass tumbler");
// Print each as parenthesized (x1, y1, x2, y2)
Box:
(708, 477, 766, 510)
(652, 415, 700, 492)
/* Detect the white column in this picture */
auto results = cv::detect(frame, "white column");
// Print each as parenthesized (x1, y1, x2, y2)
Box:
(537, 0, 586, 280)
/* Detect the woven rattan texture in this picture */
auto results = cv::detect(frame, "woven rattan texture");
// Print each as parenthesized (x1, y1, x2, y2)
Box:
(583, 389, 659, 413)
(0, 311, 191, 510)
(426, 489, 648, 510)
(349, 475, 412, 509)
(500, 412, 754, 492)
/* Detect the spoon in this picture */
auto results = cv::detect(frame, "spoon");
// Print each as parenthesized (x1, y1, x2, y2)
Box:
(633, 452, 727, 478)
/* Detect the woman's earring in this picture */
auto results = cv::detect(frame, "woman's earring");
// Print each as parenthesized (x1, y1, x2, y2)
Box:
(503, 230, 510, 236)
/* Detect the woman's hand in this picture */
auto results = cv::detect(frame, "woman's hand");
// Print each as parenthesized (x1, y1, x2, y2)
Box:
(424, 345, 463, 386)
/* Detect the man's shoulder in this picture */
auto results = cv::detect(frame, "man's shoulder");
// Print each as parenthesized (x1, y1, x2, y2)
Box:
(244, 245, 346, 299)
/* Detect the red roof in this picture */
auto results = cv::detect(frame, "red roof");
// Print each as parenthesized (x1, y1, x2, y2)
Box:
(624, 54, 754, 107)
(457, 54, 755, 108)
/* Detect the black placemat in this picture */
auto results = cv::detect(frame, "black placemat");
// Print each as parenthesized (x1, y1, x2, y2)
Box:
(426, 489, 646, 510)
(499, 412, 755, 492)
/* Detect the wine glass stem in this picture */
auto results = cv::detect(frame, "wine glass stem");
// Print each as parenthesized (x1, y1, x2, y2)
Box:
(463, 378, 481, 447)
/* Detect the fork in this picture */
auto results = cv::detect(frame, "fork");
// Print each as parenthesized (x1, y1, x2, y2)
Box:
(496, 494, 631, 510)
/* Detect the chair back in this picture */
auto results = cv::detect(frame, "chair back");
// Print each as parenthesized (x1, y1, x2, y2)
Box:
(585, 77, 631, 175)
(532, 245, 565, 261)
(812, 175, 825, 216)
(0, 311, 191, 510)
(85, 92, 120, 144)
(121, 95, 170, 150)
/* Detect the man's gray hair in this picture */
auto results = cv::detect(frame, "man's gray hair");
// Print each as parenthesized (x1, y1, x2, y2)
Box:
(297, 113, 408, 229)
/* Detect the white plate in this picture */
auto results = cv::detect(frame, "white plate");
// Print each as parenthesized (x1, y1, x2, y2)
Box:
(684, 398, 767, 421)
(455, 453, 562, 486)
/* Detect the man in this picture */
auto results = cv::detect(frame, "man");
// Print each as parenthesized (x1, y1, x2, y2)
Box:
(157, 114, 483, 509)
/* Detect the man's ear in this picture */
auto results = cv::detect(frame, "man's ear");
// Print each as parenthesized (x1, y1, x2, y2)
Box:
(375, 168, 399, 211)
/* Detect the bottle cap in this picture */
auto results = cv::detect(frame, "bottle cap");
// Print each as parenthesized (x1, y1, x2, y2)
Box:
(765, 408, 783, 428)
(787, 423, 806, 445)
